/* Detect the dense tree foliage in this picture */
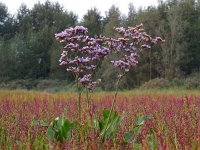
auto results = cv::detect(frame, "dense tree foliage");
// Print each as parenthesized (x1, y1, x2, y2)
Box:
(0, 0, 200, 89)
(80, 8, 102, 36)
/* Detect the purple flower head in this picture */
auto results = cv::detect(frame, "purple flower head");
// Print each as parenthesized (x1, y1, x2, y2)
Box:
(59, 50, 68, 59)
(56, 26, 113, 91)
(115, 27, 126, 34)
(55, 26, 88, 42)
(141, 44, 151, 49)
(56, 24, 163, 89)
(79, 74, 92, 85)
(83, 65, 96, 71)
(74, 26, 88, 35)
(78, 74, 101, 91)
(100, 24, 164, 73)
(64, 43, 79, 50)
(77, 57, 91, 63)
(67, 67, 81, 73)
(80, 46, 91, 53)
(87, 82, 96, 91)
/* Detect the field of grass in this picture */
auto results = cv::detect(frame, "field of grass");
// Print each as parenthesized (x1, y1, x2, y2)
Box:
(0, 89, 200, 149)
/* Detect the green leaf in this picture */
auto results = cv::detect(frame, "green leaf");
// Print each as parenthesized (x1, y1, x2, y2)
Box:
(57, 115, 64, 130)
(103, 108, 110, 119)
(99, 120, 105, 133)
(57, 130, 63, 142)
(100, 109, 124, 140)
(16, 140, 21, 145)
(135, 115, 151, 126)
(39, 120, 48, 127)
(34, 120, 48, 127)
(124, 130, 135, 144)
(63, 119, 71, 131)
(62, 119, 71, 139)
(133, 126, 142, 143)
(66, 131, 71, 140)
(148, 128, 157, 150)
(33, 120, 40, 125)
(47, 127, 55, 141)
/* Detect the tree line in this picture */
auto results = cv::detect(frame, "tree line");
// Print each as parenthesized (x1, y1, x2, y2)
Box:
(0, 0, 200, 90)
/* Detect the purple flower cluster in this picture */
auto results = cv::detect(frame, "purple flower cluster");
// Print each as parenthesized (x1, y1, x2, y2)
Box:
(56, 25, 164, 89)
(78, 74, 101, 91)
(101, 24, 164, 73)
(55, 26, 88, 41)
(111, 53, 138, 72)
(55, 26, 110, 90)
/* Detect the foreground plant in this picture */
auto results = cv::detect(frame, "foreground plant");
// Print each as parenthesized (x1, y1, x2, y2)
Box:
(35, 114, 77, 143)
(55, 26, 110, 121)
(35, 24, 164, 148)
(100, 24, 164, 141)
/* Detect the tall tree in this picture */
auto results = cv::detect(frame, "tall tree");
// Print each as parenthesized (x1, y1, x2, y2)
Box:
(81, 8, 102, 36)
(0, 2, 16, 40)
(160, 5, 188, 79)
(103, 5, 121, 36)
(126, 3, 137, 27)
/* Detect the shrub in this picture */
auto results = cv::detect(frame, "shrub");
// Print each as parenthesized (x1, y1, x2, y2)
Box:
(140, 78, 172, 89)
(184, 72, 200, 89)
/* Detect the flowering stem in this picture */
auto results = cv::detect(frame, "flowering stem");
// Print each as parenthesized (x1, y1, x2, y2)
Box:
(76, 75, 82, 122)
(86, 89, 90, 109)
(78, 89, 81, 122)
(102, 74, 123, 141)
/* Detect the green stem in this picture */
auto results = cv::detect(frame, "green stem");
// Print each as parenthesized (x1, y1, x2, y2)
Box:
(78, 89, 81, 122)
(86, 89, 90, 109)
(76, 75, 82, 122)
(102, 75, 122, 141)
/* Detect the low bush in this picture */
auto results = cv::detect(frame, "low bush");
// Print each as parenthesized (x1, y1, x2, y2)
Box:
(140, 73, 200, 90)
(184, 72, 200, 89)
(140, 78, 173, 89)
(0, 79, 38, 90)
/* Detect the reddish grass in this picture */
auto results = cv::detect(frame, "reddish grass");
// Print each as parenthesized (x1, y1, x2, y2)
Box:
(0, 90, 199, 149)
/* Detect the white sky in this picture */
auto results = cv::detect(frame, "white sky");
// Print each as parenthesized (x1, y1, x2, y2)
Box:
(0, 0, 160, 19)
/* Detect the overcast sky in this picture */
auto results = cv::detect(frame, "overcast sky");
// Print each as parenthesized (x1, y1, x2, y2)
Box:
(0, 0, 160, 19)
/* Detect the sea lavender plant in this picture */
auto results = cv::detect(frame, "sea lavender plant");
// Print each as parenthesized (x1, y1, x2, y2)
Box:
(100, 24, 165, 141)
(54, 24, 164, 145)
(55, 26, 111, 121)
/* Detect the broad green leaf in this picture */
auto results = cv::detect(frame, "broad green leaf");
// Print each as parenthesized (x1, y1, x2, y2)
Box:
(61, 119, 71, 141)
(103, 108, 110, 119)
(64, 119, 70, 130)
(99, 121, 105, 133)
(57, 130, 63, 142)
(61, 126, 67, 139)
(66, 131, 71, 140)
(57, 115, 64, 130)
(47, 127, 55, 141)
(100, 110, 124, 140)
